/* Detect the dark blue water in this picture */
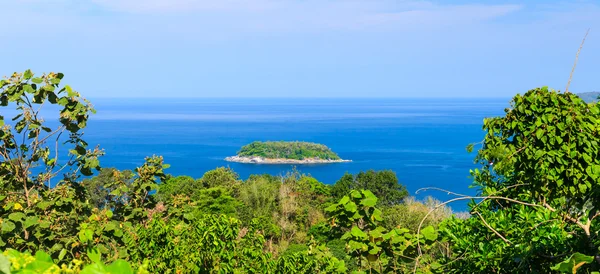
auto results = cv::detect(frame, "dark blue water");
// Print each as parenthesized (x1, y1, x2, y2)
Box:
(82, 98, 508, 211)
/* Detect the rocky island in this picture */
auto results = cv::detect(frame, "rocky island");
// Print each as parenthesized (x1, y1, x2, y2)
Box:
(225, 141, 351, 164)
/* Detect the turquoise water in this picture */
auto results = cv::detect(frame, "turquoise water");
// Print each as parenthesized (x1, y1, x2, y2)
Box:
(83, 98, 508, 211)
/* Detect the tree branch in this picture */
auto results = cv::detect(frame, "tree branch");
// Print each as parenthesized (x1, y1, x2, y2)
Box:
(565, 28, 590, 93)
(474, 211, 512, 245)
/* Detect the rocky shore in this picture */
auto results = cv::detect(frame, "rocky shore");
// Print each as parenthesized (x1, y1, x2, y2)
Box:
(225, 156, 351, 164)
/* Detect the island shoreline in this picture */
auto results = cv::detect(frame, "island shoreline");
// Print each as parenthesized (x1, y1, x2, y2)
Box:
(225, 156, 352, 164)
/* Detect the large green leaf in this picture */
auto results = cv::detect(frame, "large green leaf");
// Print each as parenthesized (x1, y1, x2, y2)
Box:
(360, 197, 377, 207)
(0, 254, 10, 274)
(344, 202, 358, 213)
(34, 251, 52, 263)
(105, 260, 133, 274)
(23, 69, 33, 79)
(350, 226, 368, 239)
(550, 252, 594, 273)
(8, 213, 25, 222)
(421, 226, 438, 242)
(23, 216, 39, 229)
(1, 221, 15, 233)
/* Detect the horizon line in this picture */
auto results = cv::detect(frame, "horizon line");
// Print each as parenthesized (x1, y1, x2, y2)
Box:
(87, 96, 513, 99)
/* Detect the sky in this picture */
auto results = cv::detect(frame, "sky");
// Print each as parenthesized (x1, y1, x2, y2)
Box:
(1, 0, 599, 98)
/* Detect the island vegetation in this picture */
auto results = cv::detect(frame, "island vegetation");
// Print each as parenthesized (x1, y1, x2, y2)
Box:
(0, 70, 599, 273)
(226, 141, 350, 164)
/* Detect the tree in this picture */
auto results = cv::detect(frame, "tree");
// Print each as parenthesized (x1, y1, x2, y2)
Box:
(199, 166, 241, 189)
(0, 70, 102, 259)
(82, 168, 134, 209)
(442, 87, 600, 273)
(156, 175, 201, 203)
(331, 170, 408, 206)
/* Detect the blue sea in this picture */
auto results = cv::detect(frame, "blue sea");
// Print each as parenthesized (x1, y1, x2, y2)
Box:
(82, 98, 508, 211)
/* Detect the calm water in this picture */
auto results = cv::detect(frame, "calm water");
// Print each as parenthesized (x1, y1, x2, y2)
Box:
(82, 98, 508, 211)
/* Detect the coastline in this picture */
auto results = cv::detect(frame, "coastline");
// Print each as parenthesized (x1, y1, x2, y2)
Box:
(225, 155, 352, 164)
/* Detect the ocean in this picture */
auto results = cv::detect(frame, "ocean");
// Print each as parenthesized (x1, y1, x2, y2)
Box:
(83, 98, 509, 211)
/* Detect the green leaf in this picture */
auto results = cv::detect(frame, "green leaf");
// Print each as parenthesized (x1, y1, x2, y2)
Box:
(81, 263, 107, 274)
(87, 248, 101, 264)
(369, 227, 385, 238)
(34, 251, 52, 263)
(360, 197, 377, 207)
(421, 226, 438, 241)
(23, 216, 39, 229)
(23, 70, 33, 79)
(344, 202, 358, 213)
(0, 253, 10, 274)
(536, 129, 544, 140)
(39, 221, 51, 228)
(466, 143, 474, 153)
(371, 208, 383, 222)
(324, 204, 338, 212)
(58, 249, 67, 261)
(551, 252, 594, 273)
(1, 221, 15, 233)
(350, 226, 368, 239)
(8, 212, 25, 222)
(31, 77, 43, 84)
(106, 260, 133, 274)
(37, 201, 53, 210)
(65, 85, 76, 97)
(361, 189, 376, 199)
(104, 222, 116, 231)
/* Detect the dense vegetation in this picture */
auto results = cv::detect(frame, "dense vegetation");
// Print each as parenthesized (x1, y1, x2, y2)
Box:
(0, 70, 599, 273)
(237, 141, 342, 160)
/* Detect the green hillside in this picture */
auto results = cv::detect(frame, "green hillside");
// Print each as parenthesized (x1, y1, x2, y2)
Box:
(577, 91, 600, 103)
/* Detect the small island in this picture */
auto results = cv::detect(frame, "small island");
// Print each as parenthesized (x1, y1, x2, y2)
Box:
(225, 141, 351, 164)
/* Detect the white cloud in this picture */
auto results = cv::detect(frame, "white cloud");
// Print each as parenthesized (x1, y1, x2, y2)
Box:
(0, 0, 529, 43)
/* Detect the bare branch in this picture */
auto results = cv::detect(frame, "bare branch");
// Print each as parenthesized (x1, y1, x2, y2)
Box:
(416, 187, 469, 197)
(413, 195, 542, 273)
(474, 211, 511, 245)
(543, 202, 590, 236)
(565, 29, 590, 93)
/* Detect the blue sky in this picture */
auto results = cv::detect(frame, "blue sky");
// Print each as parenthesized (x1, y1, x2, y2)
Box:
(2, 0, 599, 98)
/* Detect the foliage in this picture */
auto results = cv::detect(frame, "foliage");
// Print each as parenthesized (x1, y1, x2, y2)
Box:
(326, 189, 441, 273)
(331, 170, 408, 206)
(236, 174, 280, 229)
(156, 175, 199, 203)
(81, 168, 133, 209)
(0, 70, 102, 261)
(192, 187, 241, 216)
(276, 242, 347, 273)
(443, 88, 600, 273)
(381, 197, 452, 233)
(157, 168, 240, 207)
(199, 167, 241, 189)
(237, 141, 342, 160)
(0, 248, 147, 273)
(13, 70, 595, 273)
(126, 213, 273, 273)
